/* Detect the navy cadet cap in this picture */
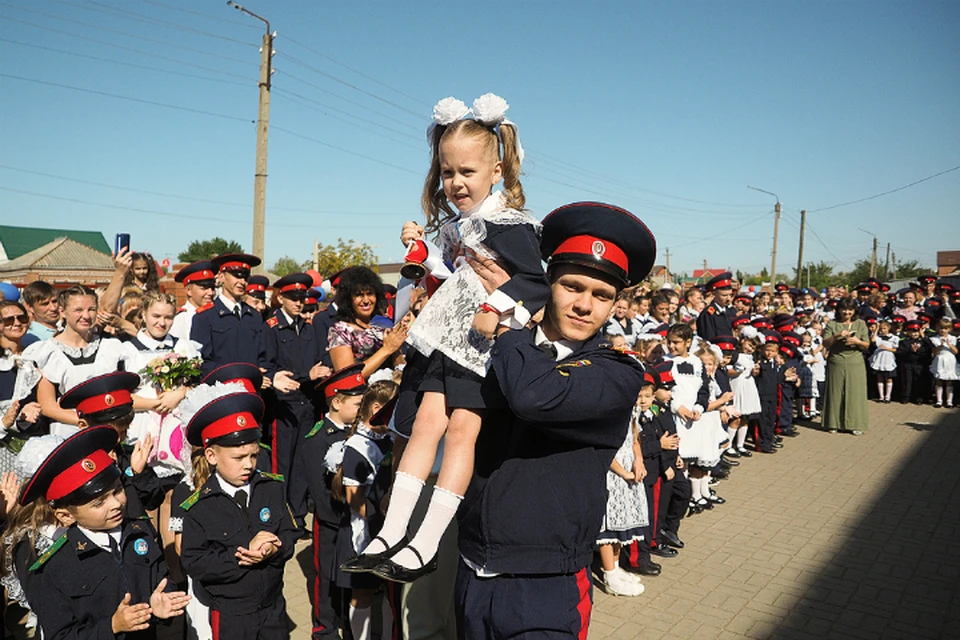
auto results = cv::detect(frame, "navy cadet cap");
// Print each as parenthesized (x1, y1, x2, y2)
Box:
(175, 260, 217, 286)
(734, 292, 753, 304)
(917, 274, 936, 286)
(772, 314, 795, 330)
(714, 335, 739, 352)
(779, 342, 798, 359)
(316, 363, 367, 398)
(211, 253, 262, 275)
(732, 314, 751, 329)
(774, 282, 789, 293)
(246, 275, 270, 300)
(273, 273, 314, 299)
(762, 330, 782, 344)
(539, 202, 656, 288)
(186, 392, 264, 448)
(705, 272, 734, 292)
(304, 288, 323, 305)
(59, 371, 139, 422)
(654, 361, 675, 388)
(19, 425, 120, 506)
(201, 362, 263, 393)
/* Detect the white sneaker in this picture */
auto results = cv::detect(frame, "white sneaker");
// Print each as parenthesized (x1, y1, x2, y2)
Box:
(603, 569, 644, 596)
(614, 566, 644, 586)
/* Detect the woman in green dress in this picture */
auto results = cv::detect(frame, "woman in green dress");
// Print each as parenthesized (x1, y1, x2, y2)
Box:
(822, 298, 870, 434)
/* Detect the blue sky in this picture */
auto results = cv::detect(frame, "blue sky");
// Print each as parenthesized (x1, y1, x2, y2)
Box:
(2, 0, 958, 277)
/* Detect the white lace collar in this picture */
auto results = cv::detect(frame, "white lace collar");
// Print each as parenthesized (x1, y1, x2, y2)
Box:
(0, 349, 16, 372)
(53, 336, 101, 358)
(356, 423, 391, 441)
(136, 330, 175, 351)
(457, 190, 506, 221)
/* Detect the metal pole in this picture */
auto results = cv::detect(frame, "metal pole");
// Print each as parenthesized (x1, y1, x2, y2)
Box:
(796, 209, 806, 288)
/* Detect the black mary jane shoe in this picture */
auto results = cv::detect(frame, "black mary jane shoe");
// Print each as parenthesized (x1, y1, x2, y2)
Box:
(371, 547, 438, 584)
(737, 448, 752, 458)
(706, 492, 726, 505)
(721, 455, 740, 467)
(687, 501, 702, 517)
(340, 535, 408, 573)
(650, 543, 679, 558)
(725, 449, 741, 458)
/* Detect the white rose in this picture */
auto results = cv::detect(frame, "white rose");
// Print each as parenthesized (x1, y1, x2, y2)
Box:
(161, 366, 170, 373)
(432, 97, 470, 125)
(471, 93, 509, 125)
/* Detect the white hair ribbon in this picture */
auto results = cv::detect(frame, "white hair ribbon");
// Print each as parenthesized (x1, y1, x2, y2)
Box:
(424, 94, 524, 166)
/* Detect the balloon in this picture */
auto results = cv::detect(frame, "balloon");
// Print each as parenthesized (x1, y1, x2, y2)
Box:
(0, 282, 20, 301)
(748, 286, 755, 293)
(305, 269, 323, 287)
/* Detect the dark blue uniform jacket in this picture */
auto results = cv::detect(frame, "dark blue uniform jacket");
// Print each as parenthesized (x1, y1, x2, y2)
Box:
(190, 298, 266, 376)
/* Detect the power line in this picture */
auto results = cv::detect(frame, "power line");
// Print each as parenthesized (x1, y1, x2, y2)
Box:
(0, 17, 252, 81)
(0, 6, 252, 65)
(0, 38, 248, 87)
(808, 164, 960, 213)
(668, 210, 773, 249)
(132, 0, 263, 29)
(282, 35, 426, 107)
(0, 74, 253, 123)
(270, 125, 420, 175)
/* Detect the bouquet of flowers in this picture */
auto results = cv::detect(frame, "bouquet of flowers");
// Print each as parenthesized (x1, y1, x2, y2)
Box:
(139, 353, 203, 391)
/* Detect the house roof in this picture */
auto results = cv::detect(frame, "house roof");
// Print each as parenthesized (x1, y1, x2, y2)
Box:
(692, 269, 721, 279)
(0, 237, 114, 272)
(0, 225, 110, 261)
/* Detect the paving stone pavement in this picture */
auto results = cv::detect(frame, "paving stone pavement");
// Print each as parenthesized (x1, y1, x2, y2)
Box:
(281, 401, 960, 639)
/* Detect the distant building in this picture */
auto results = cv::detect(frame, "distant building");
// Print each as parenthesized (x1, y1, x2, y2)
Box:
(0, 225, 115, 286)
(937, 251, 960, 277)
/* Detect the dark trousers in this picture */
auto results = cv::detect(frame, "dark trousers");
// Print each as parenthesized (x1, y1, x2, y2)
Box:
(660, 472, 691, 535)
(275, 398, 315, 522)
(900, 364, 923, 402)
(778, 395, 795, 430)
(311, 519, 343, 639)
(210, 598, 288, 640)
(456, 560, 591, 640)
(757, 399, 777, 450)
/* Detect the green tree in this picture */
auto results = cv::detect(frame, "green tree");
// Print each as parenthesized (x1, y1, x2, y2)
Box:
(837, 256, 930, 288)
(178, 237, 244, 263)
(792, 261, 835, 291)
(313, 239, 379, 278)
(271, 256, 302, 277)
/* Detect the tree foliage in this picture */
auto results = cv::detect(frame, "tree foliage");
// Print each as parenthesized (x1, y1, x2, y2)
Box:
(312, 239, 379, 278)
(792, 261, 836, 291)
(178, 237, 244, 263)
(837, 257, 930, 288)
(270, 256, 302, 277)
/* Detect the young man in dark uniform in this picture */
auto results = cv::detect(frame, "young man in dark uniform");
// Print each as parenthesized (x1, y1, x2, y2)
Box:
(263, 272, 331, 530)
(696, 272, 735, 344)
(301, 365, 367, 640)
(170, 260, 217, 342)
(245, 274, 271, 317)
(190, 253, 267, 376)
(452, 202, 656, 639)
(179, 392, 299, 640)
(20, 426, 190, 640)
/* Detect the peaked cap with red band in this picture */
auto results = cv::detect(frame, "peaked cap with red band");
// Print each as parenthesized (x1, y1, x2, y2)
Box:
(654, 361, 675, 388)
(705, 272, 734, 292)
(273, 273, 314, 298)
(201, 363, 263, 394)
(316, 363, 367, 399)
(175, 260, 218, 286)
(304, 288, 324, 305)
(212, 253, 261, 274)
(714, 335, 739, 352)
(540, 202, 656, 287)
(904, 319, 922, 331)
(59, 371, 139, 422)
(186, 392, 264, 448)
(732, 314, 751, 328)
(246, 275, 270, 299)
(19, 425, 120, 506)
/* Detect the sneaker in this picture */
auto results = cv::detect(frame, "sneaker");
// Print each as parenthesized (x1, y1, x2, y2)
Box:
(603, 569, 644, 596)
(614, 567, 644, 586)
(851, 430, 863, 436)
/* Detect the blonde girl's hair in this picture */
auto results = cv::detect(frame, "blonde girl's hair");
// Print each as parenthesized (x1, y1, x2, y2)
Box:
(421, 119, 525, 235)
(695, 346, 718, 364)
(191, 446, 212, 490)
(331, 380, 398, 503)
(139, 290, 178, 315)
(57, 284, 97, 311)
(0, 489, 58, 578)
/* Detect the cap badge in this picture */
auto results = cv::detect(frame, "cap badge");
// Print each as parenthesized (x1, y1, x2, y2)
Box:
(82, 458, 97, 473)
(592, 240, 606, 259)
(104, 394, 115, 406)
(237, 415, 247, 427)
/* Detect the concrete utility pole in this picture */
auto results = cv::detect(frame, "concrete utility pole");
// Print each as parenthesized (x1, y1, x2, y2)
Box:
(228, 1, 273, 273)
(892, 252, 897, 279)
(665, 248, 671, 283)
(747, 186, 780, 287)
(870, 237, 878, 278)
(796, 209, 806, 288)
(884, 242, 891, 280)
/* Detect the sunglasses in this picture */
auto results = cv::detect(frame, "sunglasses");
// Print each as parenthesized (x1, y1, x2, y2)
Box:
(1, 314, 29, 327)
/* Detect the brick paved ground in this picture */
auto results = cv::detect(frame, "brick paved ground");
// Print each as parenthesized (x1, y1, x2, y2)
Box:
(282, 401, 960, 639)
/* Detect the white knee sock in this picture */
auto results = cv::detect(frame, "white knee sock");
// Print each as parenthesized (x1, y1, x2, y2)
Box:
(947, 384, 955, 406)
(391, 486, 462, 570)
(885, 380, 893, 401)
(936, 383, 944, 404)
(349, 604, 371, 640)
(700, 476, 711, 498)
(363, 472, 424, 555)
(690, 476, 703, 501)
(725, 426, 737, 451)
(736, 426, 748, 449)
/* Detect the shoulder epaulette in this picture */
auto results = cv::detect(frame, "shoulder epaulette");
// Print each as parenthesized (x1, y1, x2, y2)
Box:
(707, 306, 716, 315)
(258, 441, 272, 451)
(651, 404, 661, 416)
(29, 533, 68, 572)
(132, 514, 151, 520)
(179, 487, 203, 512)
(266, 316, 279, 328)
(259, 471, 284, 482)
(196, 302, 214, 314)
(305, 419, 326, 439)
(177, 306, 188, 314)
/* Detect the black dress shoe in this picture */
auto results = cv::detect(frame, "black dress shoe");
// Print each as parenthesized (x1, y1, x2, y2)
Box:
(659, 529, 684, 549)
(781, 428, 799, 437)
(725, 449, 741, 458)
(712, 468, 730, 480)
(650, 543, 678, 558)
(687, 502, 702, 516)
(697, 499, 713, 510)
(737, 448, 752, 457)
(774, 436, 784, 443)
(340, 536, 408, 573)
(759, 447, 777, 454)
(706, 492, 725, 505)
(371, 548, 438, 584)
(773, 442, 783, 449)
(721, 455, 740, 467)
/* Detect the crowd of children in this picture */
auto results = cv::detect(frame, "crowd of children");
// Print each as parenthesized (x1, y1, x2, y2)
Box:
(1, 87, 958, 637)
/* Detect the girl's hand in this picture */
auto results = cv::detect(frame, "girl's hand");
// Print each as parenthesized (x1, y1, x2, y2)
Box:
(19, 401, 42, 424)
(618, 469, 635, 481)
(1, 401, 19, 429)
(0, 471, 20, 520)
(155, 388, 187, 414)
(632, 459, 647, 484)
(676, 406, 694, 422)
(400, 221, 424, 247)
(471, 309, 500, 340)
(113, 247, 133, 273)
(130, 433, 154, 475)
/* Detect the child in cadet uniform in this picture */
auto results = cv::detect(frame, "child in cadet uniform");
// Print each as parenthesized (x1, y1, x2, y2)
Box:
(179, 391, 299, 640)
(929, 318, 959, 407)
(19, 426, 190, 639)
(777, 335, 802, 437)
(332, 381, 398, 640)
(754, 333, 784, 453)
(58, 372, 166, 518)
(897, 320, 930, 404)
(651, 361, 688, 552)
(596, 374, 654, 597)
(869, 320, 899, 403)
(714, 336, 745, 463)
(301, 365, 367, 640)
